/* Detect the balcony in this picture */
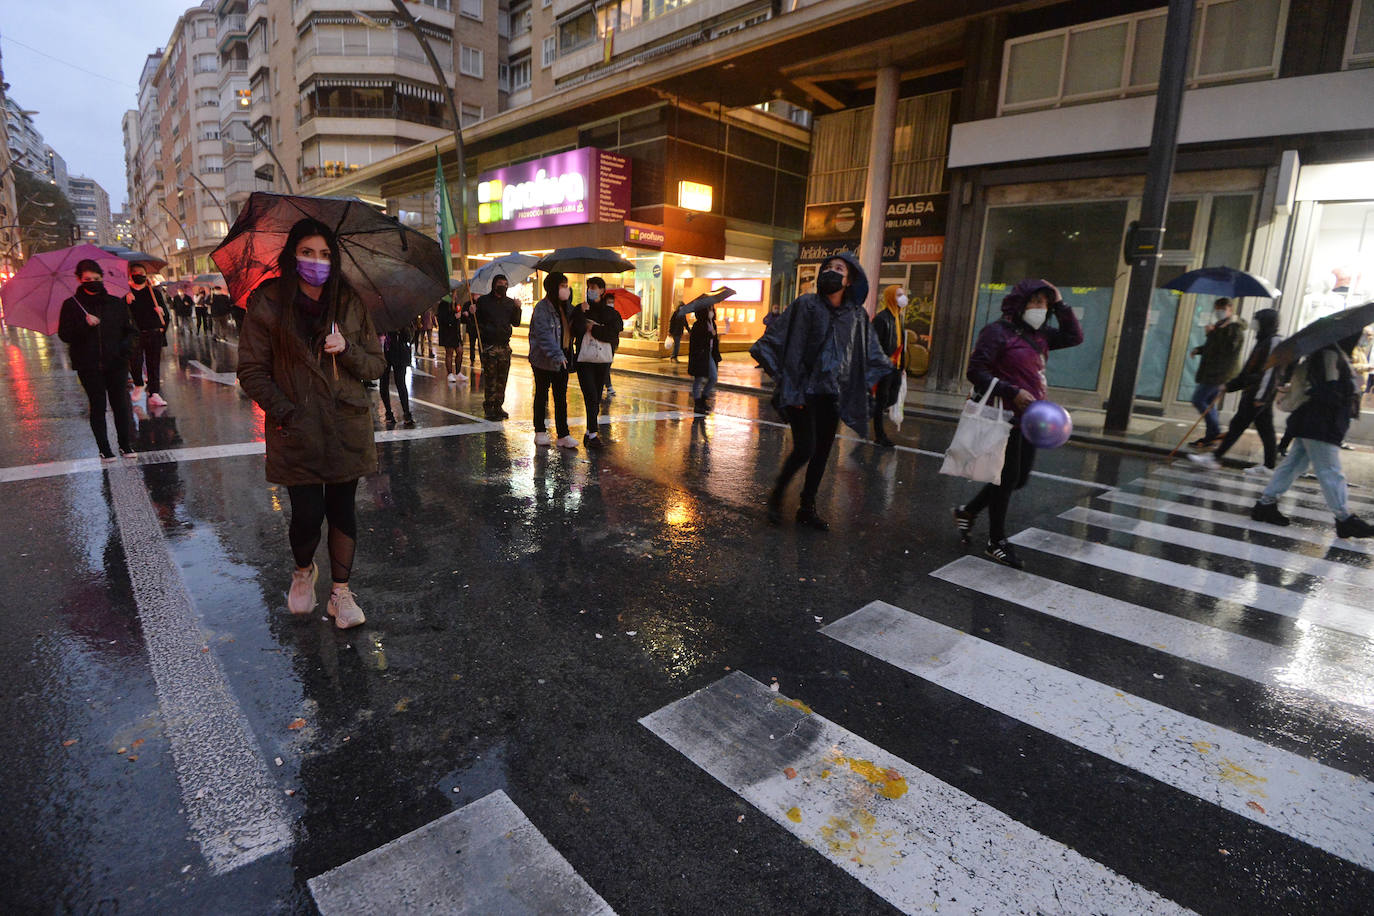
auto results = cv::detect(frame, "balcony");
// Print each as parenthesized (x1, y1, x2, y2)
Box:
(295, 51, 448, 87)
(217, 13, 247, 50)
(291, 0, 453, 29)
(508, 29, 531, 56)
(552, 0, 589, 19)
(301, 106, 450, 129)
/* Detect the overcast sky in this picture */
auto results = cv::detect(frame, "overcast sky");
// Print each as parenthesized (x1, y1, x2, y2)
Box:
(3, 0, 197, 212)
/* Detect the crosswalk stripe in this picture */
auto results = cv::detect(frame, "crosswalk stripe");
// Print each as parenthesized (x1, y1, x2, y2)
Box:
(1159, 461, 1370, 497)
(822, 602, 1374, 871)
(931, 556, 1372, 709)
(1009, 528, 1374, 640)
(1150, 468, 1374, 512)
(640, 671, 1191, 915)
(1125, 479, 1341, 526)
(308, 790, 615, 915)
(1061, 506, 1374, 598)
(1094, 490, 1374, 558)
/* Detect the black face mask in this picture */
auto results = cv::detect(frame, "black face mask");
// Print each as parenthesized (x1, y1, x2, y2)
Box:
(130, 275, 147, 287)
(81, 280, 105, 295)
(494, 285, 507, 297)
(816, 269, 845, 296)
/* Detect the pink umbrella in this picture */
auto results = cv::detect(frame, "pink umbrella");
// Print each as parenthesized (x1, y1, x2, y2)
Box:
(0, 244, 132, 334)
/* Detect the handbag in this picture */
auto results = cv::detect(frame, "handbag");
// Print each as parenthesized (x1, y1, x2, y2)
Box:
(939, 377, 1013, 484)
(579, 330, 614, 363)
(886, 370, 907, 429)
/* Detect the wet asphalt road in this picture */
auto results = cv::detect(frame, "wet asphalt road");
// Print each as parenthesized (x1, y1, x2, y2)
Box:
(1, 322, 1372, 915)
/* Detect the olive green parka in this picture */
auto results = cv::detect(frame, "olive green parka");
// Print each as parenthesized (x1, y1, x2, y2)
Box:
(237, 277, 386, 486)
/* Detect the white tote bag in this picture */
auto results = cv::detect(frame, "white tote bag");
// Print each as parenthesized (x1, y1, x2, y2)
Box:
(939, 378, 1012, 484)
(579, 330, 614, 363)
(886, 370, 908, 429)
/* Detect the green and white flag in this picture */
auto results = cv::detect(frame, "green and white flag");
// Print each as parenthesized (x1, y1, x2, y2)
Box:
(433, 146, 457, 296)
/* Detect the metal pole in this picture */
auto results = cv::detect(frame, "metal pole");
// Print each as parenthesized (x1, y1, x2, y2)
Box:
(241, 122, 294, 195)
(388, 0, 469, 283)
(1103, 0, 1195, 433)
(189, 171, 231, 226)
(858, 65, 899, 319)
(159, 201, 196, 276)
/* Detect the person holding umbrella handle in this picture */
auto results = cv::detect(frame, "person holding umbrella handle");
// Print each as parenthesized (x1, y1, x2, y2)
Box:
(237, 218, 387, 628)
(57, 259, 138, 460)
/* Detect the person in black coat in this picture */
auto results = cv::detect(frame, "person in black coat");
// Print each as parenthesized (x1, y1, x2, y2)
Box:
(125, 264, 169, 406)
(1189, 308, 1282, 471)
(687, 303, 721, 414)
(571, 277, 623, 448)
(57, 259, 138, 459)
(436, 296, 463, 382)
(1252, 334, 1373, 537)
(668, 305, 687, 362)
(379, 325, 415, 428)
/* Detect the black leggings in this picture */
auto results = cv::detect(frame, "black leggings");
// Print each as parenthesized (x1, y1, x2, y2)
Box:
(1214, 398, 1276, 467)
(532, 366, 570, 437)
(77, 364, 133, 456)
(775, 395, 841, 505)
(965, 426, 1036, 543)
(287, 480, 359, 584)
(577, 362, 610, 433)
(380, 354, 410, 418)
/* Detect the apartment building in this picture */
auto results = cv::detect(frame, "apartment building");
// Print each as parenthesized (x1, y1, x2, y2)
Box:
(68, 176, 112, 246)
(127, 54, 169, 263)
(0, 46, 17, 274)
(4, 97, 46, 177)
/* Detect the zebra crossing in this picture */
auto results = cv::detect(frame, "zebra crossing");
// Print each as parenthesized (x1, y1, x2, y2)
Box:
(642, 463, 1374, 914)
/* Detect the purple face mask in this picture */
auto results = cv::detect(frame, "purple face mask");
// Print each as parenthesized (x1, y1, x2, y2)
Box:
(296, 256, 331, 286)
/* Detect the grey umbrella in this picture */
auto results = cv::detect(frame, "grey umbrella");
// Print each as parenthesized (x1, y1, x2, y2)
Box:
(533, 246, 633, 274)
(676, 287, 736, 317)
(1265, 301, 1374, 369)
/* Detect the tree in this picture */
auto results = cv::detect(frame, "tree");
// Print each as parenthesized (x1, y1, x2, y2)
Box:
(12, 166, 77, 257)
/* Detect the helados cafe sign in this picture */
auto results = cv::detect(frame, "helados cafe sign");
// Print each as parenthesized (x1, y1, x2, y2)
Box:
(476, 147, 631, 232)
(800, 193, 947, 263)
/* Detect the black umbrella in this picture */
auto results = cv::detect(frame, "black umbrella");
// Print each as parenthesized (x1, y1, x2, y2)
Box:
(676, 287, 736, 317)
(1265, 301, 1374, 369)
(1162, 266, 1280, 299)
(210, 191, 448, 333)
(533, 246, 633, 274)
(99, 245, 168, 270)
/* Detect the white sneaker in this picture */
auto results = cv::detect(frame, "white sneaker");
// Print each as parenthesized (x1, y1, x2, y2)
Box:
(456, 372, 468, 382)
(147, 393, 167, 407)
(534, 431, 552, 446)
(447, 373, 458, 383)
(1243, 464, 1270, 476)
(1186, 452, 1220, 470)
(555, 435, 578, 449)
(287, 563, 317, 615)
(328, 585, 366, 629)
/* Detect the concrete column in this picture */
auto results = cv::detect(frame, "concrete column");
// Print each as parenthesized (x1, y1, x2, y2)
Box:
(858, 65, 900, 319)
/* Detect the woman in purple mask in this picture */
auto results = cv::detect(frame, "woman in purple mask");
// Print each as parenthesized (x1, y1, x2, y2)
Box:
(238, 218, 385, 629)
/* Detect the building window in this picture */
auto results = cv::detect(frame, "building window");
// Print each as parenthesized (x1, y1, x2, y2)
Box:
(510, 56, 532, 90)
(460, 103, 483, 126)
(559, 11, 598, 54)
(999, 0, 1287, 114)
(460, 0, 483, 21)
(1347, 0, 1374, 67)
(542, 35, 557, 68)
(498, 62, 510, 91)
(460, 45, 484, 78)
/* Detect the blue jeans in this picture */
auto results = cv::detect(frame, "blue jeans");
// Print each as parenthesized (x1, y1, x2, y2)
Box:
(1259, 437, 1350, 520)
(1191, 382, 1224, 440)
(691, 359, 717, 400)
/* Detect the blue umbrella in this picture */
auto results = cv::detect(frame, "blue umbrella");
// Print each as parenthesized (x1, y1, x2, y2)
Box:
(1161, 266, 1280, 299)
(470, 253, 539, 295)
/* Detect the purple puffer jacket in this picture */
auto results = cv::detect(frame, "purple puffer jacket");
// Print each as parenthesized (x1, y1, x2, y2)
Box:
(967, 279, 1083, 412)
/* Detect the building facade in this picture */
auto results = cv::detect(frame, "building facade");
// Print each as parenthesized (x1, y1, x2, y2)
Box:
(68, 176, 112, 246)
(0, 45, 19, 276)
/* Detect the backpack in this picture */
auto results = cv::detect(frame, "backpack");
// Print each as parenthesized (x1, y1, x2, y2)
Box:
(1276, 360, 1308, 412)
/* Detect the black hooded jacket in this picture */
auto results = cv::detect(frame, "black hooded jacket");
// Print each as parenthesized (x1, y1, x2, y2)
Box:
(1226, 308, 1283, 403)
(58, 288, 138, 372)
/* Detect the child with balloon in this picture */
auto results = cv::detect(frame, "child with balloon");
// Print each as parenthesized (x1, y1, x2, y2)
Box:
(952, 279, 1082, 570)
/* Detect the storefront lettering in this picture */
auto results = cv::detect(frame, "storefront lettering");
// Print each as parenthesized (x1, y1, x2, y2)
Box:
(478, 169, 587, 224)
(475, 148, 631, 232)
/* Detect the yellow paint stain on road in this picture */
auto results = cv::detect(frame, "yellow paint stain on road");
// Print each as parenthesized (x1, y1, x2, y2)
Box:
(785, 806, 802, 823)
(1218, 759, 1268, 795)
(818, 809, 901, 868)
(774, 697, 813, 715)
(833, 754, 908, 800)
(1192, 741, 1214, 754)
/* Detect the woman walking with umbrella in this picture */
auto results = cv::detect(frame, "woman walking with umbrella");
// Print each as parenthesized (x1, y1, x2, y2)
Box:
(57, 259, 139, 459)
(236, 218, 387, 628)
(528, 271, 578, 450)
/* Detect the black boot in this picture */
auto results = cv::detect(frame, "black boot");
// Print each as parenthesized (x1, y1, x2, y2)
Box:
(1336, 514, 1374, 538)
(694, 398, 707, 414)
(796, 500, 830, 531)
(766, 487, 784, 525)
(873, 415, 894, 448)
(1250, 501, 1289, 527)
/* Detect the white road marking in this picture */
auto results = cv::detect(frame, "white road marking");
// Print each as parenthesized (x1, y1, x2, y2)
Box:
(1010, 528, 1374, 640)
(1061, 506, 1374, 597)
(309, 790, 614, 916)
(187, 359, 239, 387)
(641, 671, 1191, 916)
(1126, 479, 1341, 526)
(1093, 490, 1374, 558)
(106, 464, 292, 873)
(822, 601, 1374, 871)
(931, 556, 1372, 709)
(1150, 467, 1374, 512)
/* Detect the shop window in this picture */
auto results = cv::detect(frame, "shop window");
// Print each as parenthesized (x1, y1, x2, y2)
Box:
(1164, 199, 1198, 251)
(975, 201, 1130, 391)
(1174, 193, 1255, 403)
(1346, 0, 1374, 67)
(723, 158, 772, 222)
(668, 140, 722, 206)
(1000, 0, 1286, 114)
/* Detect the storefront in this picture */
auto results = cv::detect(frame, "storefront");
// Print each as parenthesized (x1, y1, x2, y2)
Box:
(799, 193, 947, 377)
(466, 146, 777, 354)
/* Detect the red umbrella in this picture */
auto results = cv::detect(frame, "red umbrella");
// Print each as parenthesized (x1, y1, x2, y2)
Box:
(0, 244, 131, 334)
(606, 287, 641, 320)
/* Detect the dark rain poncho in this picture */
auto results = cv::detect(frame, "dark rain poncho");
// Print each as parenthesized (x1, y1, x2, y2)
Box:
(751, 251, 897, 435)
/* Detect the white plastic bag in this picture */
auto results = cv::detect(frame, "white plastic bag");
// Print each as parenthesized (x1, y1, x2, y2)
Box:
(939, 378, 1012, 484)
(886, 370, 907, 429)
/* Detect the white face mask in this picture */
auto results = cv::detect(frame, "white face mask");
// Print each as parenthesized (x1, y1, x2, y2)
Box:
(1023, 308, 1048, 330)
(1214, 309, 1229, 323)
(558, 286, 570, 302)
(896, 295, 909, 308)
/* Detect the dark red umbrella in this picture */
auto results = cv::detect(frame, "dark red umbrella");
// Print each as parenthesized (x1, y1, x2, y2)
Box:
(210, 191, 448, 332)
(605, 287, 641, 320)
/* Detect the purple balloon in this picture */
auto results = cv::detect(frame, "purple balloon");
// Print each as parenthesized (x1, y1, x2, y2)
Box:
(1021, 399, 1073, 449)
